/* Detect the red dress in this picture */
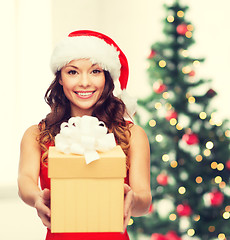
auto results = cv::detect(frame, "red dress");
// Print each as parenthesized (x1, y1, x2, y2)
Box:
(40, 141, 130, 240)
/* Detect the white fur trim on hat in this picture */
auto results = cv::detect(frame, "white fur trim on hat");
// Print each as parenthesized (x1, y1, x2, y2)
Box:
(50, 36, 121, 81)
(114, 80, 137, 121)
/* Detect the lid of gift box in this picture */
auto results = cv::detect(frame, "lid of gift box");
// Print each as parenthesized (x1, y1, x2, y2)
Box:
(48, 145, 126, 178)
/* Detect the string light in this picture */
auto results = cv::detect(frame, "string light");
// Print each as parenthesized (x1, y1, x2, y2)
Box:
(193, 60, 200, 66)
(218, 233, 226, 240)
(204, 149, 211, 156)
(196, 155, 203, 162)
(167, 15, 175, 22)
(217, 163, 224, 171)
(219, 181, 226, 189)
(210, 112, 223, 126)
(181, 49, 189, 57)
(208, 226, 215, 232)
(169, 213, 177, 221)
(162, 154, 170, 162)
(182, 66, 192, 74)
(149, 119, 156, 127)
(156, 134, 163, 142)
(177, 10, 184, 17)
(225, 206, 230, 212)
(193, 215, 200, 221)
(170, 118, 177, 125)
(225, 130, 230, 137)
(188, 96, 196, 103)
(128, 218, 134, 225)
(171, 160, 178, 168)
(176, 124, 183, 130)
(187, 24, 194, 31)
(211, 162, 218, 169)
(162, 92, 169, 99)
(223, 212, 230, 219)
(215, 176, 222, 184)
(199, 112, 207, 119)
(195, 176, 203, 184)
(206, 141, 214, 149)
(178, 186, 186, 194)
(187, 229, 195, 237)
(165, 103, 172, 110)
(209, 118, 215, 125)
(159, 60, 167, 68)
(185, 31, 193, 38)
(155, 102, 162, 109)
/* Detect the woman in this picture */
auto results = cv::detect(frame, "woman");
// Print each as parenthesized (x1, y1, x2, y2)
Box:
(18, 30, 152, 240)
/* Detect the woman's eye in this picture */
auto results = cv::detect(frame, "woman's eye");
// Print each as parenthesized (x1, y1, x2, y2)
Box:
(92, 69, 102, 74)
(68, 70, 77, 75)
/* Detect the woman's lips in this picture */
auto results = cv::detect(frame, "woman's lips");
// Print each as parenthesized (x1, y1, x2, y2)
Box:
(75, 91, 95, 99)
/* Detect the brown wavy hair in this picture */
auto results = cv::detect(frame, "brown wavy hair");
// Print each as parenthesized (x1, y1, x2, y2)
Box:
(38, 70, 132, 167)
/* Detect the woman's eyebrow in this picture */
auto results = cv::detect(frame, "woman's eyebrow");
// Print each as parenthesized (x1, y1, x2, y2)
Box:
(91, 63, 102, 68)
(65, 65, 79, 69)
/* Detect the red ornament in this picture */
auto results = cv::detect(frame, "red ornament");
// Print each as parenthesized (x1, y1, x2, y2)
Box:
(176, 203, 192, 216)
(209, 190, 224, 207)
(226, 160, 230, 170)
(157, 173, 169, 186)
(148, 49, 157, 59)
(151, 233, 167, 240)
(206, 88, 217, 98)
(153, 82, 167, 94)
(166, 110, 178, 121)
(182, 132, 199, 145)
(151, 231, 181, 240)
(148, 203, 154, 214)
(188, 70, 195, 77)
(165, 231, 181, 240)
(176, 24, 188, 35)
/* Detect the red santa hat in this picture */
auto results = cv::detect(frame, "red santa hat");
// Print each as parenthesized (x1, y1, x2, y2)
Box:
(50, 30, 137, 119)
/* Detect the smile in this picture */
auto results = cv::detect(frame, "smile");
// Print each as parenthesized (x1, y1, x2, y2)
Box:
(75, 91, 95, 98)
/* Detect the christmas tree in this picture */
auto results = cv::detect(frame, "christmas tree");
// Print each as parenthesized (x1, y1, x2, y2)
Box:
(128, 1, 230, 240)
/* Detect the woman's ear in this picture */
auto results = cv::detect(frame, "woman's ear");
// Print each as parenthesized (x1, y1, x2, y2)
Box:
(59, 78, 63, 85)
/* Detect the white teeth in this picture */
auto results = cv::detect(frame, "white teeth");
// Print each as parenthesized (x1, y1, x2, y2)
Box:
(77, 92, 93, 96)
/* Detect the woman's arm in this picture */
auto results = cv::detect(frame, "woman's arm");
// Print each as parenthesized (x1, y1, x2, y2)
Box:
(129, 124, 152, 216)
(123, 124, 152, 231)
(18, 125, 51, 228)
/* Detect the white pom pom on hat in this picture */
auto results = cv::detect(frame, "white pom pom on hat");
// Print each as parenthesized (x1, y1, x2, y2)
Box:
(50, 30, 137, 119)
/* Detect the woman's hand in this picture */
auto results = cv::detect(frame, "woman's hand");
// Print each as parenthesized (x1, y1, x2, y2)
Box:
(123, 184, 134, 232)
(34, 188, 51, 229)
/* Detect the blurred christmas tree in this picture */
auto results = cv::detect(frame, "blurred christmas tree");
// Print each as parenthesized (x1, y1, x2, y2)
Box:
(128, 1, 230, 240)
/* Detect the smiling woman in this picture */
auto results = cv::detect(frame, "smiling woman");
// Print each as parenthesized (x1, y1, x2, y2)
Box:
(17, 30, 152, 240)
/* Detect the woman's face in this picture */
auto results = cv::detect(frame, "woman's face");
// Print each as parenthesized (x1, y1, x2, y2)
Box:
(60, 59, 105, 117)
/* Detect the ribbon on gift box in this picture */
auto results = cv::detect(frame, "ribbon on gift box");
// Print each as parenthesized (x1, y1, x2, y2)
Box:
(55, 115, 116, 164)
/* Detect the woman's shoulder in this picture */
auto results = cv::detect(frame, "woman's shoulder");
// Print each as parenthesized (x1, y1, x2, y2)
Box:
(129, 123, 149, 145)
(24, 124, 40, 135)
(129, 123, 147, 136)
(21, 124, 40, 145)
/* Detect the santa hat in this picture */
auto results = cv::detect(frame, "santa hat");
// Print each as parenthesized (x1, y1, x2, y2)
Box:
(50, 30, 137, 119)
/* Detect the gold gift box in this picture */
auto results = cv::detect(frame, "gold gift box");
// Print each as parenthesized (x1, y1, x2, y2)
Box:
(48, 145, 126, 233)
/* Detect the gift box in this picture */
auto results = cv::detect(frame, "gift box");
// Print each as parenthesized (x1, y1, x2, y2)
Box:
(48, 145, 126, 233)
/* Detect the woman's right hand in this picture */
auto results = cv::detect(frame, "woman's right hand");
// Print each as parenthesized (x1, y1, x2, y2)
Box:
(34, 188, 51, 229)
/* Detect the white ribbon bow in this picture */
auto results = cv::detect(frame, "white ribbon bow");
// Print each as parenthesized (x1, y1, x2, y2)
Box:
(55, 116, 116, 164)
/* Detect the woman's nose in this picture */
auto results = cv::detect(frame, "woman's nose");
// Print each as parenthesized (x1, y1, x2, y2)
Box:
(79, 73, 90, 87)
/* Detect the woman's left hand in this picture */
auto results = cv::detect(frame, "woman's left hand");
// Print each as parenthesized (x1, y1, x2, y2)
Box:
(123, 183, 134, 232)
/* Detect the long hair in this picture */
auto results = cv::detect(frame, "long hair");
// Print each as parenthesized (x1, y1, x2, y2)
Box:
(38, 70, 132, 166)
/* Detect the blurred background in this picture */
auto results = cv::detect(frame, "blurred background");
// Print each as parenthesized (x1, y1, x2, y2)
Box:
(1, 0, 230, 239)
